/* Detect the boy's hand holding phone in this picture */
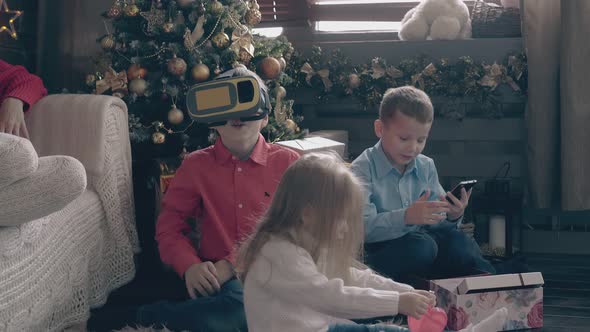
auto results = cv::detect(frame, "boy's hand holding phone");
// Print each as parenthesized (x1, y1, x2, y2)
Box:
(405, 190, 450, 225)
(441, 187, 472, 220)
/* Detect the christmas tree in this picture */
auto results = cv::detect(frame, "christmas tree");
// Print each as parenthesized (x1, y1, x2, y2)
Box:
(86, 0, 304, 159)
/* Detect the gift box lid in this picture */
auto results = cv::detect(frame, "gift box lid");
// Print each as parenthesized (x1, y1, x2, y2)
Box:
(457, 272, 544, 295)
(276, 136, 345, 152)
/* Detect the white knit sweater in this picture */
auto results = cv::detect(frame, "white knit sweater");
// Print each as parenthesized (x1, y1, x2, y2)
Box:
(243, 237, 414, 332)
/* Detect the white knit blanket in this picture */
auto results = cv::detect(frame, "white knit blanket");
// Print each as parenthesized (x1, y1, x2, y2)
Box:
(0, 94, 139, 331)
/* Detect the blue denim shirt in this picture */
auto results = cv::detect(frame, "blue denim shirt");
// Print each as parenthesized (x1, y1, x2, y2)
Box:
(351, 141, 460, 243)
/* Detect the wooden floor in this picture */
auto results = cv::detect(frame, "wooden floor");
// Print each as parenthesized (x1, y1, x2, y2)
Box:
(90, 253, 590, 331)
(526, 253, 590, 331)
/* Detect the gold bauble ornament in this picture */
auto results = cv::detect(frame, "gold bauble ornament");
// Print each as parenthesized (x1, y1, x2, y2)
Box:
(100, 35, 116, 50)
(162, 20, 176, 33)
(209, 0, 224, 15)
(152, 132, 166, 144)
(107, 4, 123, 18)
(127, 63, 147, 80)
(258, 57, 281, 80)
(191, 63, 210, 82)
(348, 73, 361, 89)
(168, 106, 185, 125)
(167, 55, 188, 76)
(284, 119, 299, 133)
(177, 0, 194, 8)
(244, 8, 262, 26)
(129, 78, 148, 95)
(238, 48, 253, 65)
(275, 85, 287, 99)
(211, 32, 230, 49)
(124, 3, 140, 17)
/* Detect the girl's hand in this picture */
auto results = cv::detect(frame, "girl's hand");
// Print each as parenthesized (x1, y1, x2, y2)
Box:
(399, 292, 430, 319)
(413, 290, 436, 307)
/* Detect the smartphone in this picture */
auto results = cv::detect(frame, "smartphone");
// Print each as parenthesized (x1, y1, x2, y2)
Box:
(446, 180, 477, 204)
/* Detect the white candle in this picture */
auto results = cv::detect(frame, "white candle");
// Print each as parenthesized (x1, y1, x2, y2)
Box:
(489, 215, 506, 249)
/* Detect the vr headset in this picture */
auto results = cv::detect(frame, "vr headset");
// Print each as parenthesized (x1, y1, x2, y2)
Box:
(186, 74, 271, 127)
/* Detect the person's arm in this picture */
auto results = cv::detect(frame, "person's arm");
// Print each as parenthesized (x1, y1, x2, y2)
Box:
(0, 60, 47, 110)
(349, 267, 414, 293)
(351, 163, 408, 243)
(156, 159, 203, 277)
(252, 240, 403, 319)
(427, 159, 464, 224)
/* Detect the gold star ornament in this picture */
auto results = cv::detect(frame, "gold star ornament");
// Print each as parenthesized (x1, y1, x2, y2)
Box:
(0, 0, 22, 39)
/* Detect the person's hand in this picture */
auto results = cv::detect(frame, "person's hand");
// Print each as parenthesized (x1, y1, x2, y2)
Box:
(184, 262, 221, 299)
(412, 290, 436, 307)
(214, 259, 235, 286)
(440, 187, 472, 221)
(0, 97, 29, 139)
(399, 292, 431, 319)
(405, 190, 450, 225)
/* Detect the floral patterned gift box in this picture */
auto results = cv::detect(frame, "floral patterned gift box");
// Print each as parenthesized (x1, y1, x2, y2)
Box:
(430, 272, 544, 331)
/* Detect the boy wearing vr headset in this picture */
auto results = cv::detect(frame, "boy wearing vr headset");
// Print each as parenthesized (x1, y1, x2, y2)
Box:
(138, 66, 299, 330)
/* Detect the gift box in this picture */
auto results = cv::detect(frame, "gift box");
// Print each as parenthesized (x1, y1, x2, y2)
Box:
(276, 136, 346, 158)
(307, 130, 349, 159)
(431, 272, 544, 331)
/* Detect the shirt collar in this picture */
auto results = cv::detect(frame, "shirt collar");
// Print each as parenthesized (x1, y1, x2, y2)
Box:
(213, 133, 268, 166)
(374, 140, 422, 180)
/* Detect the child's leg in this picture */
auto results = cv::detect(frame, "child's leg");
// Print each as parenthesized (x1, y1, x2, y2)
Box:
(364, 231, 438, 283)
(327, 324, 409, 332)
(136, 278, 246, 331)
(426, 224, 495, 278)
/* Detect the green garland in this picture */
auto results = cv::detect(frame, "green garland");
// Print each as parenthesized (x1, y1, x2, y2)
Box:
(285, 46, 527, 119)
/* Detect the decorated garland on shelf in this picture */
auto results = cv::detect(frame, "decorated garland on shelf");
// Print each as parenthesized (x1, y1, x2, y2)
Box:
(284, 46, 528, 119)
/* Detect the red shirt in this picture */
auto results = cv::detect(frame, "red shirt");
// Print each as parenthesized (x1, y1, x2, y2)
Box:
(0, 60, 47, 110)
(156, 133, 300, 277)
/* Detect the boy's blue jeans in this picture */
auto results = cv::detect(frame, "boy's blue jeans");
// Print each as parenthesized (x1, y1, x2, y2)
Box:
(136, 278, 247, 332)
(364, 222, 495, 284)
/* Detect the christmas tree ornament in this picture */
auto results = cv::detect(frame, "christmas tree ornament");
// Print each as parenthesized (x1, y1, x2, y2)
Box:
(107, 2, 123, 18)
(273, 85, 287, 123)
(168, 105, 185, 125)
(140, 3, 166, 35)
(284, 118, 299, 134)
(129, 78, 148, 95)
(152, 131, 166, 144)
(124, 3, 140, 17)
(258, 57, 281, 80)
(127, 63, 147, 80)
(155, 0, 163, 8)
(183, 15, 205, 50)
(96, 68, 128, 95)
(167, 55, 188, 76)
(100, 34, 116, 50)
(230, 25, 255, 59)
(245, 0, 262, 26)
(191, 63, 210, 82)
(278, 57, 287, 71)
(175, 10, 185, 25)
(177, 0, 194, 8)
(162, 19, 176, 33)
(196, 1, 206, 15)
(209, 0, 224, 16)
(211, 31, 230, 49)
(348, 73, 361, 89)
(214, 66, 222, 76)
(238, 48, 253, 65)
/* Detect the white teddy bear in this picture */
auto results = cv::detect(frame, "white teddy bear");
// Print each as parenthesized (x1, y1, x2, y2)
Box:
(399, 0, 472, 41)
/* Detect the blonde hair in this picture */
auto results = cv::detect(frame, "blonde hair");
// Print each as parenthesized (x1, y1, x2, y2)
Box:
(236, 152, 365, 283)
(379, 86, 434, 124)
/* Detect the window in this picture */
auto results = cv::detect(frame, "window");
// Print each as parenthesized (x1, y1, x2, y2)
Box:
(309, 0, 474, 35)
(258, 0, 307, 27)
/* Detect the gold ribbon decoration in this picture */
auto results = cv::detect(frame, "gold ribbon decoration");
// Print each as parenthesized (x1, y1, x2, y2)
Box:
(371, 58, 386, 79)
(230, 24, 254, 57)
(300, 63, 333, 91)
(95, 67, 128, 95)
(386, 66, 403, 79)
(411, 63, 437, 90)
(479, 62, 520, 91)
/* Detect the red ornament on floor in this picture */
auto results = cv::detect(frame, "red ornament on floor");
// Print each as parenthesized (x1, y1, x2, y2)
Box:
(408, 307, 448, 332)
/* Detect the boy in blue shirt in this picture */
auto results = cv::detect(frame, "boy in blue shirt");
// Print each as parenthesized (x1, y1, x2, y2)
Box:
(351, 86, 494, 283)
